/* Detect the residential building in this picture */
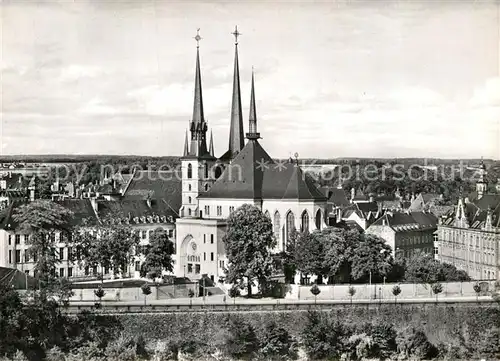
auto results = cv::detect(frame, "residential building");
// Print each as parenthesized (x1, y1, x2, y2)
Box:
(435, 161, 500, 280)
(366, 210, 438, 258)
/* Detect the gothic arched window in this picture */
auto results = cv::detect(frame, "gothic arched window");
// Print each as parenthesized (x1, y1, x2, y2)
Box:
(273, 211, 280, 244)
(215, 166, 222, 179)
(301, 210, 309, 233)
(264, 210, 270, 219)
(187, 163, 193, 179)
(188, 196, 192, 204)
(286, 211, 295, 243)
(315, 209, 322, 230)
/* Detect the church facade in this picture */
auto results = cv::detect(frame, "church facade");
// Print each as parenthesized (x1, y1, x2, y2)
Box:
(175, 29, 328, 282)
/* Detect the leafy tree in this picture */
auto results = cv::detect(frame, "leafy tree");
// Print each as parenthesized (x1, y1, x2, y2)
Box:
(349, 232, 393, 283)
(228, 286, 240, 305)
(473, 282, 481, 301)
(139, 228, 175, 280)
(141, 283, 152, 306)
(322, 228, 353, 283)
(405, 251, 470, 284)
(348, 286, 356, 304)
(294, 231, 326, 284)
(222, 204, 276, 297)
(310, 284, 321, 304)
(396, 326, 438, 360)
(13, 200, 74, 298)
(432, 282, 443, 302)
(94, 286, 105, 303)
(392, 285, 401, 304)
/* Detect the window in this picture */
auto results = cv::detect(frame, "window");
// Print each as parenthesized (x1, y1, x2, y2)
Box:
(15, 234, 20, 245)
(204, 205, 210, 216)
(8, 250, 12, 264)
(210, 234, 214, 244)
(188, 184, 192, 191)
(68, 267, 73, 277)
(187, 263, 193, 273)
(188, 209, 192, 216)
(210, 275, 214, 282)
(50, 233, 56, 242)
(204, 163, 209, 179)
(67, 247, 73, 260)
(204, 184, 209, 191)
(15, 250, 20, 263)
(33, 253, 37, 263)
(204, 252, 206, 261)
(135, 261, 140, 272)
(141, 230, 147, 239)
(204, 234, 206, 244)
(149, 230, 154, 239)
(59, 268, 64, 277)
(187, 163, 193, 179)
(219, 260, 225, 269)
(301, 210, 309, 233)
(85, 266, 89, 276)
(59, 247, 64, 260)
(286, 211, 295, 245)
(8, 235, 11, 245)
(195, 264, 200, 274)
(274, 211, 280, 242)
(210, 252, 214, 261)
(188, 196, 192, 204)
(229, 206, 235, 213)
(168, 229, 174, 238)
(217, 206, 222, 216)
(24, 251, 29, 263)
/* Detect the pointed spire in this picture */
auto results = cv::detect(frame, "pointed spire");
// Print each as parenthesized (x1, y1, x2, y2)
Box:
(228, 25, 245, 156)
(183, 130, 189, 156)
(209, 130, 215, 156)
(246, 68, 260, 140)
(185, 28, 210, 158)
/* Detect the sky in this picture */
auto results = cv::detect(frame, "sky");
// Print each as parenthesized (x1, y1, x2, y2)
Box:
(1, 0, 499, 159)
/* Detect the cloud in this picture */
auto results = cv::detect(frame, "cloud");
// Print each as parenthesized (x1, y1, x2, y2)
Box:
(59, 65, 102, 82)
(470, 77, 500, 108)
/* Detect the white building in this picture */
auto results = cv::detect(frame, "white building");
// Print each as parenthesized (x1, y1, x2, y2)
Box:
(175, 28, 328, 283)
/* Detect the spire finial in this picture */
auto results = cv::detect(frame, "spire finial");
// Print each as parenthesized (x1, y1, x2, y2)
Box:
(194, 28, 202, 48)
(246, 67, 260, 140)
(232, 25, 241, 45)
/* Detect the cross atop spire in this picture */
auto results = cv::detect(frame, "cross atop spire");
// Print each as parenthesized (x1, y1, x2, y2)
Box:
(232, 25, 241, 45)
(193, 28, 202, 48)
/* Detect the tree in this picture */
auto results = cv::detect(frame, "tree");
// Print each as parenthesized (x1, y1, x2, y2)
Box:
(226, 318, 259, 358)
(222, 204, 276, 297)
(473, 282, 481, 302)
(310, 284, 321, 304)
(13, 200, 74, 298)
(348, 286, 356, 304)
(228, 286, 240, 305)
(94, 286, 105, 306)
(349, 232, 393, 283)
(140, 228, 175, 280)
(294, 231, 327, 284)
(392, 285, 401, 304)
(141, 283, 152, 306)
(431, 282, 443, 302)
(322, 228, 353, 283)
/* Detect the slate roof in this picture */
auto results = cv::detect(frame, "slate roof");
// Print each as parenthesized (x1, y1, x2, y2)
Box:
(326, 188, 350, 207)
(200, 140, 326, 201)
(97, 199, 178, 222)
(370, 211, 438, 232)
(122, 170, 181, 212)
(440, 193, 500, 229)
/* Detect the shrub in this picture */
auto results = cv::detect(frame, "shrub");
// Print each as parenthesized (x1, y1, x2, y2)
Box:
(396, 326, 438, 360)
(475, 326, 500, 359)
(45, 347, 66, 361)
(301, 311, 350, 360)
(225, 318, 259, 358)
(187, 289, 194, 298)
(259, 321, 297, 360)
(370, 322, 397, 359)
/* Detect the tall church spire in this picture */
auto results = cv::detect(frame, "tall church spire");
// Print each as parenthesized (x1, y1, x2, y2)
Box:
(209, 130, 215, 156)
(246, 68, 260, 140)
(183, 130, 189, 156)
(228, 26, 245, 156)
(186, 28, 209, 158)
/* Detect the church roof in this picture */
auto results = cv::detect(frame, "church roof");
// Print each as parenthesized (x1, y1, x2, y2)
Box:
(326, 188, 350, 207)
(200, 140, 326, 201)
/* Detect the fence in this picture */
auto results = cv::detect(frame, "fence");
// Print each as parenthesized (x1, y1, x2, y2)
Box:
(287, 280, 498, 301)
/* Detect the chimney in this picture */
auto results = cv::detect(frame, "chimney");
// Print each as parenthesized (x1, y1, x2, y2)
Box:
(369, 194, 374, 203)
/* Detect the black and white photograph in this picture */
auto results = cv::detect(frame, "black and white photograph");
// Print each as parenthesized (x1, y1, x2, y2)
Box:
(0, 0, 499, 360)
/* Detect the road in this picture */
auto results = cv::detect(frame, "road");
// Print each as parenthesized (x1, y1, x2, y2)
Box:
(62, 296, 498, 314)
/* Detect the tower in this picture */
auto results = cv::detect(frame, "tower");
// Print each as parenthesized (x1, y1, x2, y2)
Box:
(246, 69, 260, 141)
(180, 29, 217, 218)
(220, 26, 245, 162)
(476, 158, 488, 199)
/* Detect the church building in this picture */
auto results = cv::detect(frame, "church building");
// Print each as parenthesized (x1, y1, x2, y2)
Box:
(175, 28, 328, 282)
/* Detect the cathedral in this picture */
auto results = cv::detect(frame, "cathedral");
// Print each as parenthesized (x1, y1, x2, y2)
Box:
(175, 28, 328, 282)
